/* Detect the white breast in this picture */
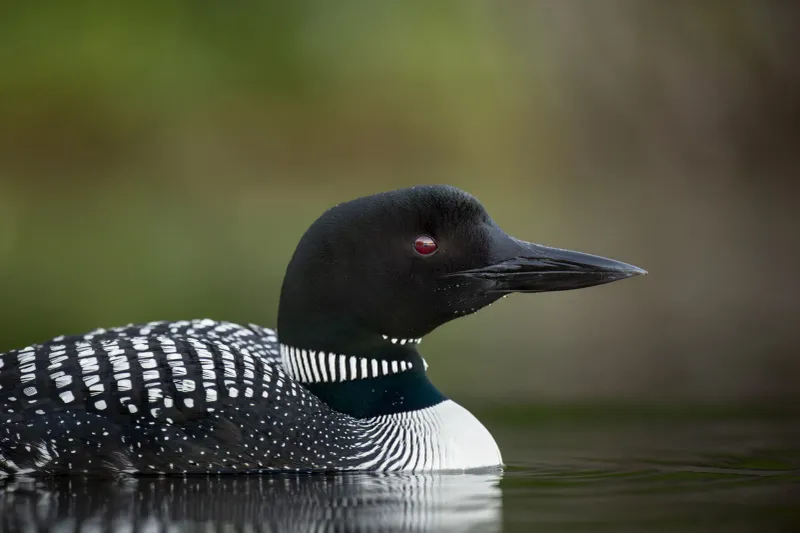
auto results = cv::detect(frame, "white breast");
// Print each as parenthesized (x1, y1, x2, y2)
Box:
(421, 400, 504, 471)
(360, 400, 503, 472)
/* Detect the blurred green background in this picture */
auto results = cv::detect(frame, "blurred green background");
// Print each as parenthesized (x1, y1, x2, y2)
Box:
(0, 1, 798, 407)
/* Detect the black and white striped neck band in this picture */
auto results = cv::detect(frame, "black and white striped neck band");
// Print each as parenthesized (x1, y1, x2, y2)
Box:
(279, 344, 421, 383)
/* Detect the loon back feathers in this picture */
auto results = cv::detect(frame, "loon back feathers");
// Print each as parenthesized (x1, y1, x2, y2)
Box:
(0, 320, 357, 475)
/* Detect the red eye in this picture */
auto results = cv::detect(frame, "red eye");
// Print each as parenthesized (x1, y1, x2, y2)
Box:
(414, 235, 438, 255)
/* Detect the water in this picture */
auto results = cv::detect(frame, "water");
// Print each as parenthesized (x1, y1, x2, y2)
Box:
(1, 406, 798, 532)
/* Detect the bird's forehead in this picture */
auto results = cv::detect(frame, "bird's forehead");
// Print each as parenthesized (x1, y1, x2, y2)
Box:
(317, 186, 490, 245)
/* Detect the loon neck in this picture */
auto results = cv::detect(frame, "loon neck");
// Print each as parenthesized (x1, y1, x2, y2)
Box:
(279, 342, 445, 418)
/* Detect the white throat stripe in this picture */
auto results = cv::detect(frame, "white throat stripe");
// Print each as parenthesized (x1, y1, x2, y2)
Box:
(280, 344, 418, 383)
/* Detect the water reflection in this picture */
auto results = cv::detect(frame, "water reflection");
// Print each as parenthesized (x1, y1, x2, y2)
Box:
(0, 472, 502, 533)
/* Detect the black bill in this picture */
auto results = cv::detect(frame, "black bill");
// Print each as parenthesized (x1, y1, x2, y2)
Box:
(449, 238, 647, 294)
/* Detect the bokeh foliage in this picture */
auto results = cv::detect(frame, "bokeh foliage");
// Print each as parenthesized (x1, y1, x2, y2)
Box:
(1, 1, 798, 403)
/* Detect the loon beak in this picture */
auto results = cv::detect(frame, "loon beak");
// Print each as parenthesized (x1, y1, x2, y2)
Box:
(450, 237, 647, 294)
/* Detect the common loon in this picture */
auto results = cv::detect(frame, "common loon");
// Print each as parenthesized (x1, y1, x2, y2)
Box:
(0, 185, 645, 476)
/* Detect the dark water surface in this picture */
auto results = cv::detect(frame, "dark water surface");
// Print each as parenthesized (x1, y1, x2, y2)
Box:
(1, 407, 798, 532)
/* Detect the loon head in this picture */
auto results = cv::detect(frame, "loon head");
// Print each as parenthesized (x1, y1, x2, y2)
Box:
(278, 185, 645, 357)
